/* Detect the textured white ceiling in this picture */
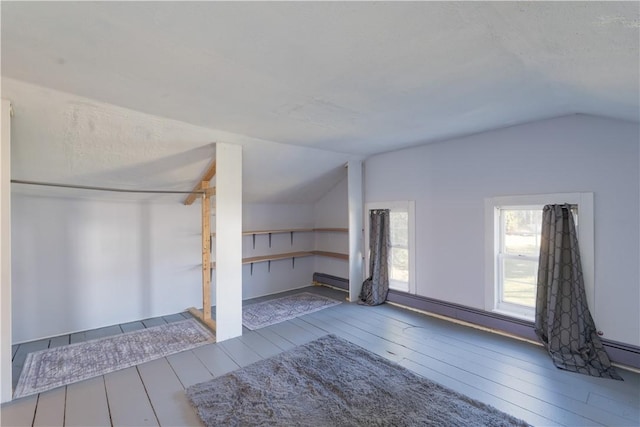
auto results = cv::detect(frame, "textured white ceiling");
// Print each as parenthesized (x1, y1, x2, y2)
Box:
(2, 1, 639, 201)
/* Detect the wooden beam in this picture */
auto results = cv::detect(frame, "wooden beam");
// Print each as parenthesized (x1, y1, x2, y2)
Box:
(183, 160, 216, 205)
(201, 181, 212, 325)
(187, 307, 217, 332)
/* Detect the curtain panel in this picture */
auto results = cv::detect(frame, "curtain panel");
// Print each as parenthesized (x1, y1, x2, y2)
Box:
(359, 209, 390, 306)
(535, 204, 621, 380)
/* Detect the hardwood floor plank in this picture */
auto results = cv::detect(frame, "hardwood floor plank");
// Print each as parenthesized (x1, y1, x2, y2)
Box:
(65, 376, 111, 427)
(218, 338, 262, 367)
(84, 325, 123, 341)
(166, 351, 214, 388)
(329, 305, 594, 402)
(48, 335, 70, 348)
(300, 311, 407, 363)
(6, 286, 638, 427)
(400, 358, 559, 427)
(104, 367, 158, 427)
(136, 358, 202, 427)
(237, 331, 283, 359)
(587, 391, 640, 424)
(119, 321, 145, 333)
(316, 305, 630, 426)
(192, 344, 239, 378)
(162, 313, 187, 324)
(288, 317, 328, 338)
(69, 331, 87, 344)
(304, 310, 595, 426)
(12, 339, 50, 389)
(314, 305, 630, 426)
(401, 344, 612, 426)
(254, 328, 296, 351)
(267, 321, 317, 346)
(340, 302, 623, 393)
(0, 395, 38, 427)
(141, 318, 167, 329)
(33, 387, 66, 427)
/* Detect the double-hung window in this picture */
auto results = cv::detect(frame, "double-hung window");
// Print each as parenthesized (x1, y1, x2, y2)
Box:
(485, 193, 594, 321)
(496, 206, 543, 319)
(365, 201, 415, 294)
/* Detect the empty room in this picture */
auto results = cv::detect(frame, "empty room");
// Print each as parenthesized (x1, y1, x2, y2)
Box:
(1, 2, 639, 426)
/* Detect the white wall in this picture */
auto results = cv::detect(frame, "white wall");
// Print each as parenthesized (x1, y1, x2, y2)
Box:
(11, 197, 323, 343)
(240, 203, 315, 300)
(365, 115, 640, 346)
(347, 160, 364, 301)
(314, 175, 349, 279)
(11, 195, 203, 343)
(214, 142, 243, 341)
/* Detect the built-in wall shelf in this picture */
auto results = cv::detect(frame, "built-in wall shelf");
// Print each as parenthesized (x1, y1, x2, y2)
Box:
(212, 227, 349, 248)
(210, 227, 348, 273)
(311, 250, 349, 260)
(212, 228, 348, 237)
(243, 251, 313, 264)
(242, 228, 314, 236)
(210, 250, 348, 273)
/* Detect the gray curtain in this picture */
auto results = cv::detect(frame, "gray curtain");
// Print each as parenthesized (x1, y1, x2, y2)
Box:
(535, 204, 621, 380)
(359, 209, 390, 306)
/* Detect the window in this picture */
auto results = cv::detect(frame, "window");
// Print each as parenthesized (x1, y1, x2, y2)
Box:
(485, 193, 594, 321)
(389, 209, 409, 291)
(365, 201, 415, 293)
(497, 206, 544, 318)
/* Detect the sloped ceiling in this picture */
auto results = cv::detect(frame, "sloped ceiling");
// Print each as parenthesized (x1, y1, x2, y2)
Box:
(2, 1, 639, 202)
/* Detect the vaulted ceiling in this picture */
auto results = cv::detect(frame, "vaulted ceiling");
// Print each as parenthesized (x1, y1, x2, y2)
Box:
(2, 1, 639, 202)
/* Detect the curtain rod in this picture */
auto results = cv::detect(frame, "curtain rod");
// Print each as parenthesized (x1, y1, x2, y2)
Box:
(11, 179, 206, 195)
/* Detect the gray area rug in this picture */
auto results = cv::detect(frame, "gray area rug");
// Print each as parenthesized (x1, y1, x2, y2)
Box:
(242, 292, 341, 330)
(186, 334, 530, 426)
(15, 318, 215, 398)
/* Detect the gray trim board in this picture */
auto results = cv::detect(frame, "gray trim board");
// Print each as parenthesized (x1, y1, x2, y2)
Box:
(313, 272, 349, 291)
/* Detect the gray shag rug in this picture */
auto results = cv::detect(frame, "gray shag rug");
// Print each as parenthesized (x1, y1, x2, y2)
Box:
(15, 319, 215, 398)
(186, 334, 530, 427)
(242, 292, 341, 330)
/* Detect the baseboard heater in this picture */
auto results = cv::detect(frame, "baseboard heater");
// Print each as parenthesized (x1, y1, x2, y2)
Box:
(387, 290, 640, 370)
(313, 272, 349, 291)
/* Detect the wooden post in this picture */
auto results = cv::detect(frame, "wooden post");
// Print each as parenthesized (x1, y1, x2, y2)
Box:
(186, 160, 217, 333)
(201, 181, 212, 323)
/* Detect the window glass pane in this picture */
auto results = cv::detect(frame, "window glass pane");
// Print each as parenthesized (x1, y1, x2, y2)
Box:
(502, 257, 537, 307)
(503, 209, 542, 257)
(390, 211, 408, 247)
(390, 247, 409, 282)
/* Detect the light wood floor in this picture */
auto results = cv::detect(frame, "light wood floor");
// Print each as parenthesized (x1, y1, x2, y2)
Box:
(2, 286, 638, 426)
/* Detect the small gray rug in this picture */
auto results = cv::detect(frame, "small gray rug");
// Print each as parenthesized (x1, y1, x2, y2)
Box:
(242, 292, 341, 330)
(15, 318, 215, 398)
(186, 334, 530, 427)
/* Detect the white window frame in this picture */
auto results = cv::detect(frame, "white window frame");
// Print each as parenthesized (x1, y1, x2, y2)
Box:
(485, 193, 594, 321)
(364, 201, 416, 294)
